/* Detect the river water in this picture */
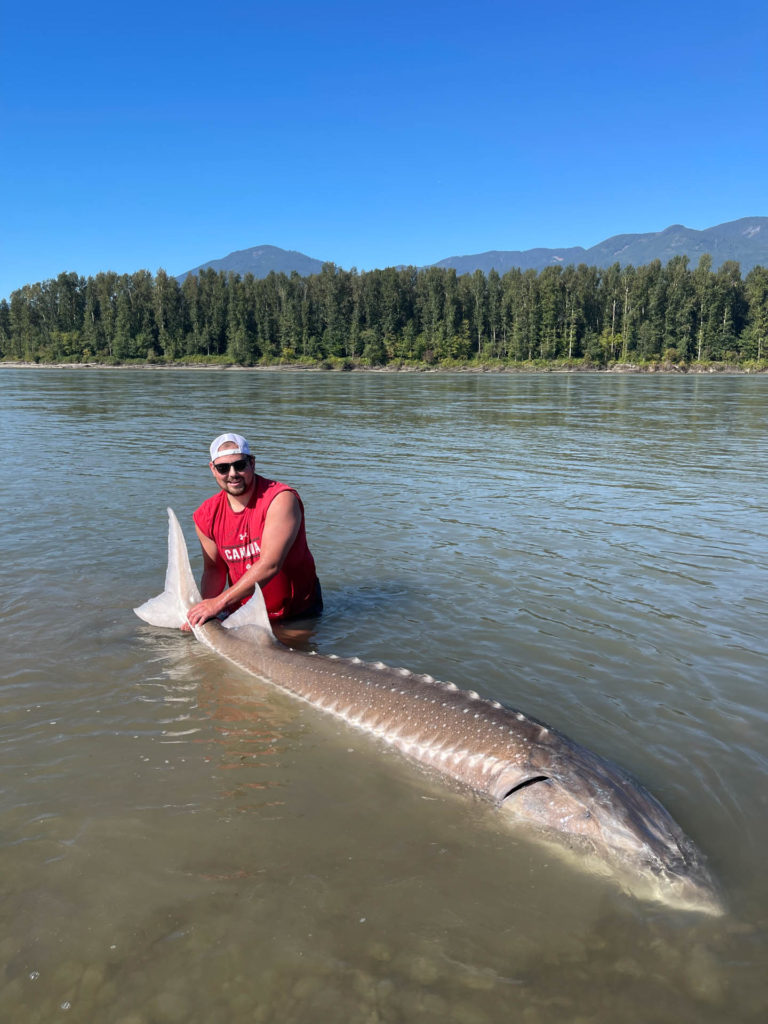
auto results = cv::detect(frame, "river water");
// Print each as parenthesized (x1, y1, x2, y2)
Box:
(0, 368, 766, 1023)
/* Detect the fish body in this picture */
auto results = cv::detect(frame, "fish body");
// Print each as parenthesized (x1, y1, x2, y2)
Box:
(135, 508, 722, 914)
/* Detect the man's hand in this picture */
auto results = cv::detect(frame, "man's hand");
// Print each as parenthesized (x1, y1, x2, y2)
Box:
(185, 596, 226, 629)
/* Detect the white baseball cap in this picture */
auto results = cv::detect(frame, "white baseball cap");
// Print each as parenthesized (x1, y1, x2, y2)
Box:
(209, 432, 252, 461)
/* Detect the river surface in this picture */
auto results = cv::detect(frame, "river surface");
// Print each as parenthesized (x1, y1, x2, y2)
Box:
(1, 368, 766, 1023)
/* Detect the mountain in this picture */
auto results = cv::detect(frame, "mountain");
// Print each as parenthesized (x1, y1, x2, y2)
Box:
(176, 218, 768, 282)
(432, 247, 588, 274)
(176, 245, 326, 282)
(433, 218, 768, 275)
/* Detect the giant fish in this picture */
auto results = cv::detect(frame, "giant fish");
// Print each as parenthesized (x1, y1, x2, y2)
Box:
(135, 509, 722, 914)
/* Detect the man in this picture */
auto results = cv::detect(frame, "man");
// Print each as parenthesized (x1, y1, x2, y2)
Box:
(185, 432, 321, 629)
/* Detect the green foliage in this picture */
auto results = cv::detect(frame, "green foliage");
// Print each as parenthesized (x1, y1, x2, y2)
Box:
(3, 257, 767, 369)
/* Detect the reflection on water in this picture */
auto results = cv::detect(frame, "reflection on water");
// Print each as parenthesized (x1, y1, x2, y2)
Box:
(0, 369, 766, 1023)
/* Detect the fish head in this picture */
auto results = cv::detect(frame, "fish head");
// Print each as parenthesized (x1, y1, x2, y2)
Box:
(498, 753, 724, 915)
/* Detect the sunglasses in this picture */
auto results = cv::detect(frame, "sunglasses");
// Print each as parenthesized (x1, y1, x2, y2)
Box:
(213, 458, 250, 475)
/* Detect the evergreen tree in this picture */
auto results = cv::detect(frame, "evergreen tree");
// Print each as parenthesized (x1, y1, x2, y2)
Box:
(692, 254, 715, 361)
(81, 278, 101, 356)
(662, 255, 695, 359)
(153, 269, 184, 359)
(0, 299, 10, 358)
(2, 257, 765, 367)
(597, 263, 623, 362)
(538, 266, 563, 358)
(486, 268, 502, 357)
(744, 265, 768, 361)
(181, 273, 203, 355)
(711, 261, 747, 358)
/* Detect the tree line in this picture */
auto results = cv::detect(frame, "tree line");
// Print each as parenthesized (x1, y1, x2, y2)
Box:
(2, 255, 767, 367)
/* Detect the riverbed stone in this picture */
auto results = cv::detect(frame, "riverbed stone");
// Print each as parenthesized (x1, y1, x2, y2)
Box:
(367, 941, 392, 962)
(684, 945, 726, 1003)
(452, 1000, 491, 1024)
(147, 990, 190, 1023)
(1, 978, 24, 1007)
(611, 955, 644, 978)
(375, 978, 394, 1000)
(78, 963, 106, 1000)
(51, 960, 83, 990)
(412, 991, 448, 1017)
(460, 969, 496, 991)
(407, 955, 440, 984)
(291, 974, 323, 1001)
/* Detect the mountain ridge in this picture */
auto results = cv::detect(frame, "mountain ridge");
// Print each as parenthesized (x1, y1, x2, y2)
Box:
(177, 244, 325, 282)
(176, 217, 768, 280)
(431, 218, 768, 275)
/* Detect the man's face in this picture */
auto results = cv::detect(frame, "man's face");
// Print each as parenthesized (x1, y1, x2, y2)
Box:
(210, 448, 255, 496)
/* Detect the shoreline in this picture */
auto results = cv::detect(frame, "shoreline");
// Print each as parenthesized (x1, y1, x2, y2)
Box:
(1, 360, 766, 375)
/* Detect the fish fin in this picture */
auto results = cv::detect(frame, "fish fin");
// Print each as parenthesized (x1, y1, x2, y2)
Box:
(134, 507, 202, 628)
(221, 584, 275, 642)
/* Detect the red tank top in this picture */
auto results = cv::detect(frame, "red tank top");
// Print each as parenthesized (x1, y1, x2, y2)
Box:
(193, 477, 319, 621)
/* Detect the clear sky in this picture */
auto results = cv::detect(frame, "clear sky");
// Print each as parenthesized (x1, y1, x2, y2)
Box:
(1, 0, 766, 298)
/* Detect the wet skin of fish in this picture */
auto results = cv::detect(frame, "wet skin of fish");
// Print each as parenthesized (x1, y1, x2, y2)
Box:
(135, 509, 722, 914)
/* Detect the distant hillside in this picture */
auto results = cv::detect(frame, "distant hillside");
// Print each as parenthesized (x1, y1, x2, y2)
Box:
(432, 247, 587, 274)
(176, 244, 326, 282)
(434, 218, 768, 275)
(176, 218, 768, 282)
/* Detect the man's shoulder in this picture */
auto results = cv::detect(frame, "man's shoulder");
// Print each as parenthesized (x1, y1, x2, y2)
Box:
(256, 476, 289, 498)
(256, 477, 302, 507)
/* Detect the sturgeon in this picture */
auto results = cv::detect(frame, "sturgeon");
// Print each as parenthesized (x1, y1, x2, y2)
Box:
(135, 508, 722, 914)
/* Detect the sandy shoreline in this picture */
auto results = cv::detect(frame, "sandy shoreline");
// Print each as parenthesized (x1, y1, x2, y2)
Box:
(1, 360, 764, 374)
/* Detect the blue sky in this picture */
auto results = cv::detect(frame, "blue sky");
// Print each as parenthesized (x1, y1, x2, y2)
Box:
(1, 0, 766, 298)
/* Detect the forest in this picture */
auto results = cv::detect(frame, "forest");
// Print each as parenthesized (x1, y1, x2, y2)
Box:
(1, 255, 767, 368)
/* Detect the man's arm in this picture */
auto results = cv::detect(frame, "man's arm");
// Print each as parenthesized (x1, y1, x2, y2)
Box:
(197, 526, 229, 599)
(185, 491, 302, 628)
